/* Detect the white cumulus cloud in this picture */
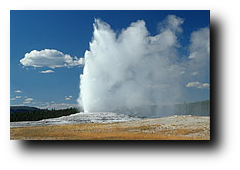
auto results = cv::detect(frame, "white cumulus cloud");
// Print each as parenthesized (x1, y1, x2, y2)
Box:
(20, 49, 84, 68)
(25, 98, 33, 101)
(14, 90, 22, 93)
(15, 96, 21, 99)
(186, 82, 210, 89)
(40, 70, 54, 73)
(23, 98, 33, 104)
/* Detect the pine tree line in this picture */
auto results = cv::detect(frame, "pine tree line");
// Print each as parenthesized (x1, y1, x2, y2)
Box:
(10, 107, 80, 122)
(174, 100, 210, 116)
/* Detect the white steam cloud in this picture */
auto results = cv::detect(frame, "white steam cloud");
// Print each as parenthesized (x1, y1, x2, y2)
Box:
(78, 15, 210, 114)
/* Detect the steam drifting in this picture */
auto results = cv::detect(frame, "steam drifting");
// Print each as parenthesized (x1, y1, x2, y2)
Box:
(78, 15, 209, 114)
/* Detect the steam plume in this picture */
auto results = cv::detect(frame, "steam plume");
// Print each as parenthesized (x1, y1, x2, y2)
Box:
(78, 15, 209, 114)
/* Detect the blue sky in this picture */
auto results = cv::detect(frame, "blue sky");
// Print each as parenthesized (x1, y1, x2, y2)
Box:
(10, 10, 210, 109)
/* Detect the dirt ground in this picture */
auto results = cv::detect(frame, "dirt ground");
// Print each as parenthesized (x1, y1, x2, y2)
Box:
(10, 115, 210, 140)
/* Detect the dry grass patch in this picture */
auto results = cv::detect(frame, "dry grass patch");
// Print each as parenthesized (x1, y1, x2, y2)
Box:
(11, 119, 210, 140)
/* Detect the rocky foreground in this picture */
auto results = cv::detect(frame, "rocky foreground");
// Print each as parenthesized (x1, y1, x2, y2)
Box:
(10, 115, 210, 140)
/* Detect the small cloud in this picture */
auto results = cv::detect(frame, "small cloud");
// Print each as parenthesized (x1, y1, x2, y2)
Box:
(180, 71, 185, 74)
(65, 95, 73, 100)
(43, 103, 79, 109)
(40, 70, 54, 73)
(10, 96, 22, 101)
(14, 90, 22, 93)
(191, 72, 198, 76)
(199, 83, 210, 89)
(25, 98, 33, 101)
(186, 82, 201, 88)
(186, 82, 210, 89)
(23, 98, 33, 104)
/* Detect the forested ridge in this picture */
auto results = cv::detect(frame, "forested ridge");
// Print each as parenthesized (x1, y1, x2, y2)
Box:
(10, 107, 80, 122)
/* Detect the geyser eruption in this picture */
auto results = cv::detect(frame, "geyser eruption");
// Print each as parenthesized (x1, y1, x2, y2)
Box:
(78, 15, 209, 116)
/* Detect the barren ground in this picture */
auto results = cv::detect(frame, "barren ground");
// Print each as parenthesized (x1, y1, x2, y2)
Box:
(10, 115, 210, 140)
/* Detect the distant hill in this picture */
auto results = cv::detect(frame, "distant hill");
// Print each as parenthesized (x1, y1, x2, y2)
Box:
(10, 106, 41, 113)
